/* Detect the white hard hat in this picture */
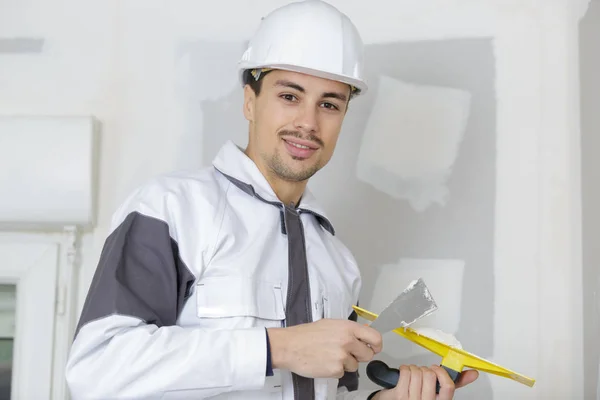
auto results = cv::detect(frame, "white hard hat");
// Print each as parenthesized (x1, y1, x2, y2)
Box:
(238, 0, 367, 95)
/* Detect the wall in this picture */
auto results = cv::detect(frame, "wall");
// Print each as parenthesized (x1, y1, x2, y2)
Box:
(0, 1, 588, 399)
(580, 1, 600, 398)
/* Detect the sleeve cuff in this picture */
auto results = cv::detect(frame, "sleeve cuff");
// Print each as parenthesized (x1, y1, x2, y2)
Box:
(231, 327, 268, 390)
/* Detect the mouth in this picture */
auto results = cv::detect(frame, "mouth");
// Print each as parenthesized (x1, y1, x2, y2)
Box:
(282, 137, 320, 159)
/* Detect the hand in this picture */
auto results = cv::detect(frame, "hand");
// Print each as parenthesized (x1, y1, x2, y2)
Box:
(267, 318, 382, 379)
(373, 365, 479, 400)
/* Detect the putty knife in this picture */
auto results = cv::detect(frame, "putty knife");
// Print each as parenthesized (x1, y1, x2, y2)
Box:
(368, 278, 438, 334)
(353, 305, 536, 393)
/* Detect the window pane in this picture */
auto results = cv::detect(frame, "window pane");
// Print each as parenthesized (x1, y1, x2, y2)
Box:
(0, 284, 16, 400)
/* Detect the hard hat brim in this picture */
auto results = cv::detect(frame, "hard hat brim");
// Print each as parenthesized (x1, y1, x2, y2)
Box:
(238, 62, 368, 96)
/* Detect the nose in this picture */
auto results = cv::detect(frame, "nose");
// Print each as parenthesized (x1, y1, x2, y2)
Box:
(293, 104, 318, 134)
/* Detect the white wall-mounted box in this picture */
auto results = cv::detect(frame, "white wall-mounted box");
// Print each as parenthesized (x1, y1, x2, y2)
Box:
(0, 116, 99, 230)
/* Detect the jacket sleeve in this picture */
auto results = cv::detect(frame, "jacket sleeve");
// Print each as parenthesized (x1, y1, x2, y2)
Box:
(65, 208, 268, 399)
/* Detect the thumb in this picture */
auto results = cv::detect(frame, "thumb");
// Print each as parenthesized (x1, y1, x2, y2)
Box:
(455, 369, 479, 388)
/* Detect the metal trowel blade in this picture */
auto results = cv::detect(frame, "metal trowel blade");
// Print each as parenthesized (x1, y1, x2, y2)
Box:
(368, 278, 438, 334)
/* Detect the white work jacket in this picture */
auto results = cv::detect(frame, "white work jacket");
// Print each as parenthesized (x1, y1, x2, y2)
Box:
(66, 140, 378, 399)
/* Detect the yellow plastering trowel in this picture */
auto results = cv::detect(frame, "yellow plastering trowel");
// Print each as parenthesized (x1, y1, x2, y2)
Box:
(353, 304, 536, 391)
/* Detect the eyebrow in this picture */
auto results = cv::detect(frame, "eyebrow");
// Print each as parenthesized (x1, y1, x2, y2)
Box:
(323, 91, 348, 102)
(274, 79, 348, 103)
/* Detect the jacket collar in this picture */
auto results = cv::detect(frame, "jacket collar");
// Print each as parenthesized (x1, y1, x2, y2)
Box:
(212, 140, 335, 235)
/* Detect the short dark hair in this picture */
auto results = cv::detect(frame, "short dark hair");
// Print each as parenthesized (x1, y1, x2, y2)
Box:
(242, 69, 271, 96)
(242, 68, 358, 101)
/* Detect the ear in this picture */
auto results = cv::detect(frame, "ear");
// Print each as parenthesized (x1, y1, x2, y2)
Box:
(243, 85, 256, 122)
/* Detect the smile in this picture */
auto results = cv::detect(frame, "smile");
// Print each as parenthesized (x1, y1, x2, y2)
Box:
(282, 138, 319, 159)
(282, 138, 319, 150)
(288, 142, 311, 150)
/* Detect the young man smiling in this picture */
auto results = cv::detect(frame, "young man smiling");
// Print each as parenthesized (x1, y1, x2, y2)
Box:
(242, 70, 350, 205)
(65, 1, 478, 399)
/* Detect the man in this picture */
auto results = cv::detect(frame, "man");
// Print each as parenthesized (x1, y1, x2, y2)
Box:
(66, 1, 478, 399)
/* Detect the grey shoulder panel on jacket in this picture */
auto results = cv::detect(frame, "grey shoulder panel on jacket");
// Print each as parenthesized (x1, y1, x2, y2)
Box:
(74, 211, 196, 338)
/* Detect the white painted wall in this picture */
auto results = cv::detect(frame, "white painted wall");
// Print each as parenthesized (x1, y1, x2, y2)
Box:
(580, 2, 600, 398)
(0, 0, 590, 399)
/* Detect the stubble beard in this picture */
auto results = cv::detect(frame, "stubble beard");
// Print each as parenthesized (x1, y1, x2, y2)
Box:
(266, 150, 321, 182)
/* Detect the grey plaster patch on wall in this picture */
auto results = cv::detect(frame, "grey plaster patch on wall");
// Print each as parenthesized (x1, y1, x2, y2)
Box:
(356, 75, 472, 212)
(0, 38, 44, 54)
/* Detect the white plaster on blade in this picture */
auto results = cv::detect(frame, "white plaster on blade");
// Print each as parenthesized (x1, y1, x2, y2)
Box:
(356, 76, 472, 211)
(367, 258, 465, 359)
(412, 327, 463, 349)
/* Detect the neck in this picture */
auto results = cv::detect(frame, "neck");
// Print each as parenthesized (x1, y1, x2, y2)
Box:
(265, 173, 307, 207)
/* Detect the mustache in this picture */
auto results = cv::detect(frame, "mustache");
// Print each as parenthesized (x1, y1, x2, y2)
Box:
(278, 130, 324, 147)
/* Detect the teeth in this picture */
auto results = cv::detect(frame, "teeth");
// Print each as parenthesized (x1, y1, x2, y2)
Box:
(289, 142, 310, 149)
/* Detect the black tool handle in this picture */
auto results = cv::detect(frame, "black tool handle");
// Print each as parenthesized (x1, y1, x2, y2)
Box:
(366, 360, 462, 394)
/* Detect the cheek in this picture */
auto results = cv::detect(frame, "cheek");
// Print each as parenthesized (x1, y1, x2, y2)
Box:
(319, 118, 344, 147)
(257, 107, 295, 137)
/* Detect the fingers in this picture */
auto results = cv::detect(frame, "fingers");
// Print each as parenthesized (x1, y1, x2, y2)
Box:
(393, 365, 462, 400)
(420, 367, 438, 400)
(348, 337, 375, 362)
(408, 365, 422, 400)
(342, 354, 359, 374)
(456, 369, 479, 388)
(396, 365, 411, 393)
(343, 337, 377, 373)
(352, 323, 383, 353)
(432, 365, 455, 400)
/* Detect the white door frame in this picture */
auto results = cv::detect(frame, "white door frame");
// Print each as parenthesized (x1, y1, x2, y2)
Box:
(0, 230, 81, 400)
(0, 240, 58, 399)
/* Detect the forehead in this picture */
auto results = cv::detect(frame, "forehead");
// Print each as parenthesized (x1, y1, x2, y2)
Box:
(262, 69, 350, 96)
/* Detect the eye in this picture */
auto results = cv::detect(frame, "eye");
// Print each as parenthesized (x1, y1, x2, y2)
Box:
(280, 94, 298, 102)
(321, 102, 340, 111)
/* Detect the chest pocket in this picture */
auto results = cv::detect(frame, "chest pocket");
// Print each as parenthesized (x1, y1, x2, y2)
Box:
(195, 275, 285, 330)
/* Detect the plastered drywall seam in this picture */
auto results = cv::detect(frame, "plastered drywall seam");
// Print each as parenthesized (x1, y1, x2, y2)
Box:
(492, 2, 586, 398)
(491, 14, 541, 397)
